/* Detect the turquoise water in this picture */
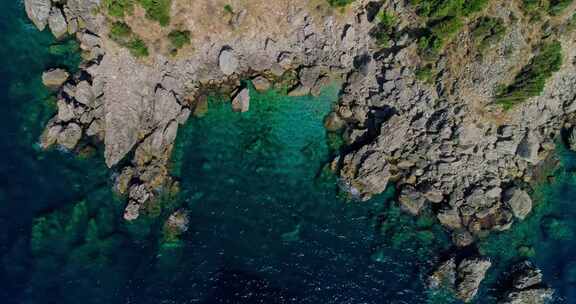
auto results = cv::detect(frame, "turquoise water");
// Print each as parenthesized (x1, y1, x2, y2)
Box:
(1, 1, 576, 303)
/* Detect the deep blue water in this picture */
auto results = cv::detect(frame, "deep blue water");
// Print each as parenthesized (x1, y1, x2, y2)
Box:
(1, 1, 576, 303)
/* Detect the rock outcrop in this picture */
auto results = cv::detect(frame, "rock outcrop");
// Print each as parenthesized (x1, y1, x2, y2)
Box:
(42, 69, 69, 90)
(25, 0, 51, 30)
(499, 261, 554, 304)
(429, 256, 492, 303)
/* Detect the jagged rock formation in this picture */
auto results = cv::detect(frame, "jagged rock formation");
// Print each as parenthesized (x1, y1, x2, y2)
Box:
(429, 256, 492, 303)
(499, 261, 554, 304)
(26, 0, 575, 300)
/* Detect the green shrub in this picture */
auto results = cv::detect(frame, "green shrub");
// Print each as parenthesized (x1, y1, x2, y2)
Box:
(109, 21, 133, 43)
(549, 0, 575, 15)
(103, 0, 134, 18)
(327, 0, 355, 7)
(471, 17, 506, 52)
(496, 40, 563, 109)
(415, 65, 436, 83)
(109, 22, 149, 58)
(410, 0, 488, 19)
(224, 4, 234, 14)
(372, 10, 398, 48)
(137, 0, 171, 26)
(128, 38, 149, 57)
(168, 30, 191, 50)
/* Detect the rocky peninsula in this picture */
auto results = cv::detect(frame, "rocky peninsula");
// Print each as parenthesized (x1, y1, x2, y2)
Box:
(25, 0, 576, 302)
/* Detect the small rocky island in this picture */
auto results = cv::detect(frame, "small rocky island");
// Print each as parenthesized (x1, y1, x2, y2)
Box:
(25, 0, 576, 302)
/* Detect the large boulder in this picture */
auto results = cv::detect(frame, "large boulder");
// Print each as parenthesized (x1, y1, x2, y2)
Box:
(499, 289, 554, 304)
(42, 69, 69, 90)
(25, 0, 51, 30)
(219, 48, 239, 76)
(48, 7, 68, 40)
(429, 256, 492, 303)
(510, 261, 543, 290)
(57, 123, 82, 150)
(503, 188, 533, 220)
(456, 257, 492, 302)
(231, 88, 250, 112)
(252, 76, 271, 92)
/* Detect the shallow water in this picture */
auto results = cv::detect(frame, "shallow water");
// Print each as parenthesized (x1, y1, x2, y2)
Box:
(1, 1, 576, 303)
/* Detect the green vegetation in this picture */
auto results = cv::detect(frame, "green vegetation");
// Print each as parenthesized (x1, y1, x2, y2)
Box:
(415, 65, 436, 83)
(102, 0, 134, 18)
(137, 0, 172, 26)
(410, 0, 489, 59)
(549, 0, 575, 15)
(224, 4, 234, 14)
(522, 0, 575, 19)
(471, 17, 506, 52)
(410, 0, 489, 18)
(109, 22, 149, 58)
(327, 0, 356, 7)
(496, 40, 562, 109)
(372, 10, 398, 48)
(168, 30, 191, 52)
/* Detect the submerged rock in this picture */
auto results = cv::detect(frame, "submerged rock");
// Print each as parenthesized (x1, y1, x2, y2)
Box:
(42, 69, 69, 90)
(25, 0, 51, 30)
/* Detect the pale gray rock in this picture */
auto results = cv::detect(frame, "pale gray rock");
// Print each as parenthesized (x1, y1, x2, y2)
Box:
(504, 188, 533, 220)
(398, 186, 426, 215)
(74, 81, 95, 106)
(511, 261, 543, 290)
(232, 88, 250, 113)
(57, 99, 76, 122)
(48, 7, 68, 40)
(456, 257, 492, 303)
(219, 48, 239, 76)
(123, 200, 140, 221)
(42, 69, 69, 90)
(25, 0, 51, 30)
(252, 76, 271, 92)
(517, 131, 541, 164)
(154, 89, 182, 125)
(429, 256, 491, 303)
(288, 84, 311, 96)
(499, 289, 554, 304)
(57, 123, 82, 150)
(40, 119, 63, 149)
(437, 208, 462, 229)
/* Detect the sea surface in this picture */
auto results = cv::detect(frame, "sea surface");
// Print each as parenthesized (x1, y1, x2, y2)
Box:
(0, 1, 575, 303)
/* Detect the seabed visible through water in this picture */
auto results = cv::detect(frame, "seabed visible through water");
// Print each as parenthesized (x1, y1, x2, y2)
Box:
(1, 1, 576, 303)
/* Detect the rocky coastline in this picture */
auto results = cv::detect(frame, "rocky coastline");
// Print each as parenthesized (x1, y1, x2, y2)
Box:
(25, 0, 576, 302)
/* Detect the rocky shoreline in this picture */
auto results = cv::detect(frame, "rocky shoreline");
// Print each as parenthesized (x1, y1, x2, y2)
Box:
(25, 0, 576, 302)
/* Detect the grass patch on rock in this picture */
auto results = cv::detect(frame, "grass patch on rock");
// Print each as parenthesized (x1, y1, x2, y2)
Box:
(168, 30, 191, 54)
(495, 40, 562, 110)
(471, 17, 506, 53)
(109, 21, 149, 58)
(137, 0, 171, 26)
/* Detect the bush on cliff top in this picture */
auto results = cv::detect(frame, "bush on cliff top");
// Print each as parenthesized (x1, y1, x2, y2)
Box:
(103, 0, 134, 18)
(411, 0, 488, 59)
(138, 0, 172, 26)
(327, 0, 356, 7)
(109, 22, 149, 58)
(496, 40, 563, 109)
